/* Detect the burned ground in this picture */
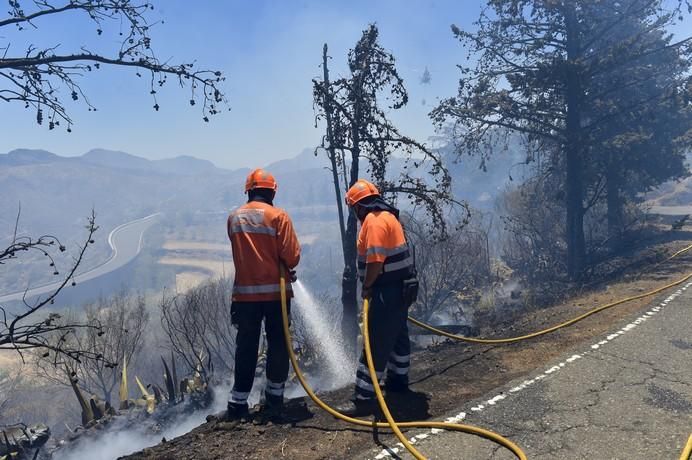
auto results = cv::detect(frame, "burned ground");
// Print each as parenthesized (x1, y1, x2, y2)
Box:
(123, 239, 692, 460)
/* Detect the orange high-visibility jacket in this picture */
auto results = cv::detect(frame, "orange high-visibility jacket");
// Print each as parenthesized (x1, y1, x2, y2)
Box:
(357, 210, 414, 286)
(227, 201, 300, 302)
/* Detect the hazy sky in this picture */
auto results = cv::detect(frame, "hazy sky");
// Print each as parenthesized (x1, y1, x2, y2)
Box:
(1, 1, 483, 169)
(2, 1, 690, 169)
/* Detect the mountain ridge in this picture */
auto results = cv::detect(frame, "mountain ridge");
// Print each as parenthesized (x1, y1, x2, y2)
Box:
(2, 148, 228, 176)
(0, 147, 336, 234)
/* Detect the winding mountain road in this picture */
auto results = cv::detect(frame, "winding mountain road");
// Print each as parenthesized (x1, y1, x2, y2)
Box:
(0, 213, 160, 304)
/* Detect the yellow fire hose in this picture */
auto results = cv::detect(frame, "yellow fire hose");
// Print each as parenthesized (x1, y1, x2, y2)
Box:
(681, 434, 692, 460)
(278, 242, 692, 459)
(408, 242, 692, 344)
(280, 276, 527, 460)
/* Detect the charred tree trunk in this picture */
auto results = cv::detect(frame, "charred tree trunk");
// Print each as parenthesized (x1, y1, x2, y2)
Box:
(340, 69, 363, 358)
(319, 43, 359, 358)
(341, 211, 359, 358)
(316, 28, 438, 358)
(321, 44, 347, 249)
(606, 158, 623, 247)
(103, 388, 112, 406)
(565, 4, 586, 280)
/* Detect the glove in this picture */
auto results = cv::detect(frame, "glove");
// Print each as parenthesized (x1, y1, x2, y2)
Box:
(289, 270, 297, 282)
(361, 286, 373, 300)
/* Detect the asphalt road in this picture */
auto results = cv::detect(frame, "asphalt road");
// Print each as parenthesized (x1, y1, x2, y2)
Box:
(370, 282, 692, 460)
(0, 213, 160, 303)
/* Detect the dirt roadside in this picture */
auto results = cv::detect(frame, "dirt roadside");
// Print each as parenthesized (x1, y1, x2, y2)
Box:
(123, 239, 692, 460)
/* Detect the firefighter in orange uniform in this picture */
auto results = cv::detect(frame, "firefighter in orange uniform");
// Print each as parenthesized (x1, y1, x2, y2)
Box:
(226, 168, 300, 422)
(337, 179, 417, 416)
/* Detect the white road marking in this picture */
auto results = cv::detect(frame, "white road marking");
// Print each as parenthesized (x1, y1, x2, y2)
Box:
(370, 281, 692, 459)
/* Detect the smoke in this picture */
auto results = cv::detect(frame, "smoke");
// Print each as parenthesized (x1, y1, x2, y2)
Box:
(494, 280, 521, 299)
(55, 281, 355, 460)
(54, 385, 230, 460)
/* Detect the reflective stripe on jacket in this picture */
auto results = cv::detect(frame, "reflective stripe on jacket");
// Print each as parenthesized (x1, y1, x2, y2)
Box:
(227, 201, 300, 301)
(357, 210, 414, 285)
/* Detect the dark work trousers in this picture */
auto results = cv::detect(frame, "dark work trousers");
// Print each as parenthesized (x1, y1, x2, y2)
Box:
(229, 300, 290, 407)
(355, 281, 411, 400)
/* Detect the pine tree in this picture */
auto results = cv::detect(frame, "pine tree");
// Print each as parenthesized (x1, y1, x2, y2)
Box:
(432, 0, 691, 278)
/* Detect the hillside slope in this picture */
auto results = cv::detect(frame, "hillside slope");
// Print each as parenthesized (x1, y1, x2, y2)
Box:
(123, 239, 692, 460)
(0, 148, 335, 293)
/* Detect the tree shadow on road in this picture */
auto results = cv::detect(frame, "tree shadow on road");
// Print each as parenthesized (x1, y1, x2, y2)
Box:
(380, 389, 431, 421)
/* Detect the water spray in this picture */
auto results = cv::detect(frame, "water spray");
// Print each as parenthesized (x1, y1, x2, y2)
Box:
(279, 275, 527, 460)
(292, 280, 353, 389)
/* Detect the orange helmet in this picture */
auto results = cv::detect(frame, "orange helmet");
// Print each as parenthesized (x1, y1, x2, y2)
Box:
(345, 179, 380, 206)
(245, 168, 278, 193)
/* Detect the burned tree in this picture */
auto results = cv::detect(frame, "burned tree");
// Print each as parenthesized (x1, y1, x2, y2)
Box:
(35, 290, 149, 405)
(313, 24, 463, 354)
(432, 0, 691, 279)
(0, 0, 227, 130)
(405, 213, 491, 322)
(159, 278, 235, 382)
(0, 209, 108, 366)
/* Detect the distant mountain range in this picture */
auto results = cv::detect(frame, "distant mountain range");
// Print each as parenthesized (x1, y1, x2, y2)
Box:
(0, 147, 330, 173)
(0, 144, 532, 296)
(0, 147, 351, 300)
(0, 147, 338, 240)
(0, 144, 527, 242)
(1, 148, 222, 175)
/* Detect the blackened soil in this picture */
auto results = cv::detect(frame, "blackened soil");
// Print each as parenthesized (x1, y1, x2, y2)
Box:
(123, 241, 692, 460)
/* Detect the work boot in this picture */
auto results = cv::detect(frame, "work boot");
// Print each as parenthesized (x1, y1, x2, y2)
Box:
(225, 402, 251, 422)
(334, 398, 379, 417)
(254, 394, 284, 425)
(384, 378, 410, 393)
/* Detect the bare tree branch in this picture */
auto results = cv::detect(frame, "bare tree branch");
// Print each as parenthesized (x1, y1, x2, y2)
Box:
(0, 210, 112, 367)
(0, 0, 228, 130)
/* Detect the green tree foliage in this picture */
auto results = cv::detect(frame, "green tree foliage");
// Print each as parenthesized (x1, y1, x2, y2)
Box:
(583, 2, 692, 239)
(432, 0, 691, 278)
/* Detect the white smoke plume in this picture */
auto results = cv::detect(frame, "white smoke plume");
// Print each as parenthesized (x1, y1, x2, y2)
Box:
(54, 385, 230, 460)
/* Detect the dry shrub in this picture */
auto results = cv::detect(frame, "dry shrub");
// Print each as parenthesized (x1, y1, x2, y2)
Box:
(159, 278, 235, 383)
(497, 177, 566, 286)
(406, 214, 492, 322)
